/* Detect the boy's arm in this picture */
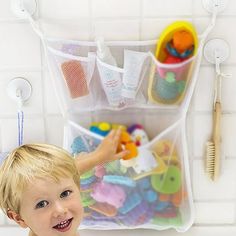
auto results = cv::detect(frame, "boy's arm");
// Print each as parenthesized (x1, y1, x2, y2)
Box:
(75, 129, 128, 175)
(29, 230, 37, 236)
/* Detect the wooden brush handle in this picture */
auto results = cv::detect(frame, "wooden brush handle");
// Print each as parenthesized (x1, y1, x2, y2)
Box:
(213, 101, 221, 178)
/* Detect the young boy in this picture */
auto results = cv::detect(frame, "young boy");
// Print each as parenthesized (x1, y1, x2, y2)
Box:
(0, 129, 128, 236)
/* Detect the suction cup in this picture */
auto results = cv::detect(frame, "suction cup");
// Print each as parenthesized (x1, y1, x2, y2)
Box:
(204, 39, 230, 64)
(7, 77, 32, 105)
(11, 0, 37, 19)
(202, 0, 228, 14)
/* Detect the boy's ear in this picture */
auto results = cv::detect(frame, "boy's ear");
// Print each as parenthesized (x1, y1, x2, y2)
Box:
(7, 209, 28, 228)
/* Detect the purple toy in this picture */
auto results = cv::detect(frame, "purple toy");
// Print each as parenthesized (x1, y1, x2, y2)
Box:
(91, 182, 126, 209)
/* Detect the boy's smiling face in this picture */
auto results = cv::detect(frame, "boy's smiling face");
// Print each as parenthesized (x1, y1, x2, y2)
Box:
(19, 177, 83, 236)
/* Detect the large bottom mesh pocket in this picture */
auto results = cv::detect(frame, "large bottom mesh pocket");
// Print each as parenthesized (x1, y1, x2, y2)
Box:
(64, 119, 193, 232)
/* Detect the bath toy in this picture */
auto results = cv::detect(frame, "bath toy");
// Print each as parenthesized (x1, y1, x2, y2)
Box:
(166, 30, 194, 58)
(118, 192, 142, 214)
(151, 165, 181, 194)
(81, 192, 96, 207)
(71, 136, 89, 155)
(80, 175, 96, 185)
(90, 122, 112, 136)
(89, 202, 117, 217)
(163, 55, 183, 64)
(118, 131, 138, 160)
(132, 148, 158, 174)
(120, 201, 154, 226)
(105, 160, 127, 174)
(143, 190, 158, 203)
(133, 151, 167, 180)
(91, 182, 126, 208)
(154, 206, 177, 218)
(152, 139, 180, 164)
(103, 175, 136, 188)
(152, 212, 182, 227)
(155, 201, 170, 212)
(91, 211, 125, 220)
(94, 165, 106, 178)
(127, 124, 149, 146)
(80, 169, 94, 180)
(148, 21, 198, 104)
(136, 177, 151, 190)
(159, 187, 187, 207)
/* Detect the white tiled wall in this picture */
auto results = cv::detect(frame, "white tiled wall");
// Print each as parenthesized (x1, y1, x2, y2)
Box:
(0, 0, 236, 235)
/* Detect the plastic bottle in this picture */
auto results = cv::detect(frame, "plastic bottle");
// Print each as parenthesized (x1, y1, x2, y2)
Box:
(96, 37, 122, 107)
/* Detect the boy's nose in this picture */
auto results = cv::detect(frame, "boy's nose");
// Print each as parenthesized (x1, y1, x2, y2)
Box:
(53, 201, 67, 217)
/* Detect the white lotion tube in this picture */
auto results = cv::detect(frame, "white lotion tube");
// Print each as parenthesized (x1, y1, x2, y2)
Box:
(122, 50, 148, 99)
(96, 38, 122, 107)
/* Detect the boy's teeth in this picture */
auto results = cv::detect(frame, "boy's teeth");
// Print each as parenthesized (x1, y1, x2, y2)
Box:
(55, 219, 71, 229)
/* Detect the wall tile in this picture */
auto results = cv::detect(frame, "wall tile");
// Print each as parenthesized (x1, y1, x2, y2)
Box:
(93, 20, 140, 40)
(45, 116, 64, 146)
(195, 66, 236, 112)
(0, 23, 41, 68)
(0, 210, 5, 225)
(193, 67, 215, 112)
(222, 114, 236, 157)
(143, 0, 193, 17)
(193, 114, 212, 157)
(195, 202, 235, 224)
(141, 18, 192, 40)
(193, 160, 236, 200)
(0, 0, 17, 19)
(43, 68, 62, 114)
(1, 118, 45, 152)
(40, 0, 90, 19)
(92, 0, 140, 18)
(221, 67, 236, 112)
(193, 0, 236, 16)
(40, 20, 91, 40)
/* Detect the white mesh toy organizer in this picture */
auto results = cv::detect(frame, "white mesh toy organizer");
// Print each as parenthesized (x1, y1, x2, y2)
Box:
(24, 7, 218, 232)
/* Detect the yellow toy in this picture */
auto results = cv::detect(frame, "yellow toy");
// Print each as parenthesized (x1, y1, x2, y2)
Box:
(148, 21, 198, 105)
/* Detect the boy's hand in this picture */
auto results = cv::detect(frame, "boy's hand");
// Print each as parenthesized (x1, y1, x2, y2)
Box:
(75, 128, 129, 174)
(95, 128, 129, 164)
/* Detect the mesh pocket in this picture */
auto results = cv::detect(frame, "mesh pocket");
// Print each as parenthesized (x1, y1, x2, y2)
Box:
(64, 119, 193, 232)
(96, 48, 151, 109)
(148, 54, 197, 106)
(46, 41, 96, 112)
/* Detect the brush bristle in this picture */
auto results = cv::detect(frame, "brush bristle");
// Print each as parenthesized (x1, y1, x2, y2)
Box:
(206, 141, 215, 180)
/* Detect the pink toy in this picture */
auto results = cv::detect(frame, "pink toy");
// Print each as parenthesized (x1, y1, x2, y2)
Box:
(127, 124, 149, 146)
(95, 165, 106, 178)
(91, 182, 126, 209)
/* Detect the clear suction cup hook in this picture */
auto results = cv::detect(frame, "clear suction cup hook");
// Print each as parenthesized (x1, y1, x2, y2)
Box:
(7, 77, 32, 109)
(11, 0, 37, 19)
(202, 0, 228, 13)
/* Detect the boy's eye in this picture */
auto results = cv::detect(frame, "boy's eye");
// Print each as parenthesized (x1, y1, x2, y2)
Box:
(35, 200, 48, 209)
(60, 190, 72, 198)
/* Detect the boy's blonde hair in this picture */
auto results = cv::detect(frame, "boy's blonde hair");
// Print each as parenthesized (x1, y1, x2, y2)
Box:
(0, 143, 80, 215)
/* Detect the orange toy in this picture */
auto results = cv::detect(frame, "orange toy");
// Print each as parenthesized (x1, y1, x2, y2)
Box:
(117, 131, 138, 160)
(172, 30, 194, 53)
(159, 187, 187, 207)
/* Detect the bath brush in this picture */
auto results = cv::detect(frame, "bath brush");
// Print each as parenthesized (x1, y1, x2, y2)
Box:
(204, 38, 230, 181)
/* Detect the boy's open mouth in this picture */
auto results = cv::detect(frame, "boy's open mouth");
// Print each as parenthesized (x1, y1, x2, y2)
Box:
(53, 218, 73, 232)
